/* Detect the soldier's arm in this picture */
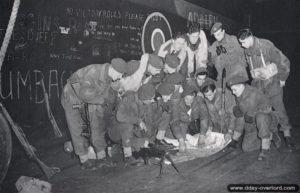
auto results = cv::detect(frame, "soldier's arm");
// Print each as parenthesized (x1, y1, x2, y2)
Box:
(268, 43, 290, 82)
(158, 39, 172, 58)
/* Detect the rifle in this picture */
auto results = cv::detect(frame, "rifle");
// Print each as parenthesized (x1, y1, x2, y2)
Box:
(220, 68, 226, 134)
(40, 79, 63, 137)
(0, 103, 60, 179)
(133, 143, 179, 178)
(72, 102, 91, 139)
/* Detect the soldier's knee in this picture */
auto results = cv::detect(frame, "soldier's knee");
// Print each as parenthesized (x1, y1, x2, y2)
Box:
(256, 112, 271, 126)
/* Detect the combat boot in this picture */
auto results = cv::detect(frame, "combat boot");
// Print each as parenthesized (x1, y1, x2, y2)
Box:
(258, 149, 270, 161)
(285, 137, 295, 149)
(283, 130, 295, 151)
(227, 140, 239, 149)
(81, 159, 97, 170)
(258, 138, 271, 161)
(95, 158, 116, 169)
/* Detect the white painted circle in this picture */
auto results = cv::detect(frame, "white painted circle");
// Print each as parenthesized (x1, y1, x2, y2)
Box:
(141, 12, 172, 54)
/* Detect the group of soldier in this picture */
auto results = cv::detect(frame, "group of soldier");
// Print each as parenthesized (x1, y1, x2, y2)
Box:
(61, 22, 294, 170)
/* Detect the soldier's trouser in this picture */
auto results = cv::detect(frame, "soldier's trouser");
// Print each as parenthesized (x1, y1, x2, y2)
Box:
(157, 112, 171, 132)
(61, 84, 107, 157)
(269, 89, 292, 132)
(107, 122, 134, 148)
(171, 122, 189, 140)
(237, 112, 277, 152)
(107, 121, 147, 151)
(252, 80, 291, 133)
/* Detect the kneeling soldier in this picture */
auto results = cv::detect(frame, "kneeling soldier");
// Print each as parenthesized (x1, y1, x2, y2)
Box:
(170, 85, 209, 152)
(200, 79, 236, 144)
(108, 84, 162, 165)
(227, 75, 281, 160)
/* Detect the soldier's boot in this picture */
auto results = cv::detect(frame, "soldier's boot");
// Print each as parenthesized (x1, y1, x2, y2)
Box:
(228, 140, 239, 149)
(285, 137, 295, 149)
(284, 130, 295, 150)
(228, 131, 241, 149)
(95, 150, 116, 168)
(123, 147, 143, 166)
(80, 154, 96, 170)
(258, 138, 271, 161)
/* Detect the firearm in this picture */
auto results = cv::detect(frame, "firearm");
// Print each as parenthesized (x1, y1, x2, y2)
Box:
(133, 143, 179, 178)
(0, 103, 60, 179)
(72, 103, 91, 139)
(220, 68, 226, 134)
(40, 79, 63, 137)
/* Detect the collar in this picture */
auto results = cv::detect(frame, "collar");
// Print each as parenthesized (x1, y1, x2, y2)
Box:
(220, 33, 229, 44)
(245, 36, 260, 56)
(188, 38, 201, 51)
(238, 84, 250, 102)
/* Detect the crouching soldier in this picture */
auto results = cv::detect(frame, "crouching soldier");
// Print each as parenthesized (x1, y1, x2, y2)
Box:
(61, 58, 127, 170)
(107, 84, 162, 165)
(170, 85, 209, 152)
(200, 79, 236, 145)
(227, 75, 281, 160)
(154, 82, 180, 148)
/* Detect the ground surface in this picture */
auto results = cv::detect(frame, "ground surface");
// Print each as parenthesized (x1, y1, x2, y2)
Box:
(1, 121, 300, 193)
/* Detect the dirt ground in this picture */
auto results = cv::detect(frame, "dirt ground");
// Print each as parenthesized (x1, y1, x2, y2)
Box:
(1, 121, 300, 193)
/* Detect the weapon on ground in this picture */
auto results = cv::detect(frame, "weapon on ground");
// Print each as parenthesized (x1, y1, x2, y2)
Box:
(0, 103, 60, 179)
(40, 79, 63, 137)
(220, 68, 226, 134)
(133, 143, 179, 178)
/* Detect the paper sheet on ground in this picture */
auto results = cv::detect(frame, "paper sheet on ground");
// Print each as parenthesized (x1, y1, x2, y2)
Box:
(164, 130, 231, 163)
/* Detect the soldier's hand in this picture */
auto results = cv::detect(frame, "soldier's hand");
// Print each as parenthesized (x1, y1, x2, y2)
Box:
(224, 130, 233, 142)
(280, 80, 286, 87)
(139, 120, 147, 132)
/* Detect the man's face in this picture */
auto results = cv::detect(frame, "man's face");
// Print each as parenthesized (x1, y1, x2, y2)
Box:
(231, 84, 245, 97)
(162, 94, 172, 102)
(174, 85, 183, 93)
(148, 65, 161, 75)
(196, 74, 207, 87)
(213, 29, 225, 42)
(204, 89, 216, 101)
(173, 37, 186, 51)
(164, 64, 176, 74)
(239, 36, 252, 49)
(188, 32, 200, 45)
(109, 66, 123, 81)
(184, 95, 195, 106)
